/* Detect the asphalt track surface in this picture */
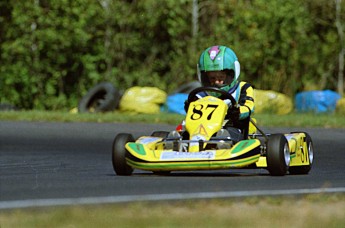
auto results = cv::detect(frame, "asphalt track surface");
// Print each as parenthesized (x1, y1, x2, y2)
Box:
(1, 121, 344, 209)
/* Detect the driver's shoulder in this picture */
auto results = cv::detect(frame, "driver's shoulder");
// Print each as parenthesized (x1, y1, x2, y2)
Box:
(239, 81, 252, 86)
(239, 81, 254, 91)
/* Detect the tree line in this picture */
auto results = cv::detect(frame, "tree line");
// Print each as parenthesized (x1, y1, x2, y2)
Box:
(0, 0, 344, 110)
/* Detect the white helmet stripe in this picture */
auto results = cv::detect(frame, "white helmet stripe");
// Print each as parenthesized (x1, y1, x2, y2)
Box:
(234, 60, 240, 80)
(197, 64, 201, 82)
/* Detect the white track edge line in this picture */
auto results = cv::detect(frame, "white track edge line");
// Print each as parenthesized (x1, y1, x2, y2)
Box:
(1, 187, 344, 210)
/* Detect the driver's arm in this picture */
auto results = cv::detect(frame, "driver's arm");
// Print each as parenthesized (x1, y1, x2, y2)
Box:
(238, 83, 254, 120)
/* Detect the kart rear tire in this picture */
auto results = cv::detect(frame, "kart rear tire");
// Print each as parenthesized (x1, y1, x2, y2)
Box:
(267, 134, 290, 176)
(289, 133, 314, 175)
(78, 82, 120, 113)
(112, 133, 134, 176)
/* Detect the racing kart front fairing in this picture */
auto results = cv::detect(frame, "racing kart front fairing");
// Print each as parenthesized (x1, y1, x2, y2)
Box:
(112, 87, 314, 176)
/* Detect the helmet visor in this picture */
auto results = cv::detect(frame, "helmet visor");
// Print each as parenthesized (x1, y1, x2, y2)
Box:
(201, 70, 234, 87)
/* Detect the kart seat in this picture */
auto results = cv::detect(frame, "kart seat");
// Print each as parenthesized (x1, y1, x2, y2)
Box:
(223, 127, 243, 142)
(224, 116, 251, 139)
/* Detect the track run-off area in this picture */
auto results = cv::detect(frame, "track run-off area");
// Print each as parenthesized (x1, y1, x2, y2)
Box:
(0, 121, 344, 209)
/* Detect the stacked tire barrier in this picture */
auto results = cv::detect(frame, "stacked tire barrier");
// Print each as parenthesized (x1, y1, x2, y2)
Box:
(295, 90, 341, 113)
(119, 87, 167, 114)
(78, 82, 344, 116)
(336, 98, 345, 115)
(254, 90, 293, 115)
(78, 82, 121, 113)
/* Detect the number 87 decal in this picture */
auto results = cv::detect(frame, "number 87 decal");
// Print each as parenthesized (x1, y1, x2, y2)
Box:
(190, 104, 219, 120)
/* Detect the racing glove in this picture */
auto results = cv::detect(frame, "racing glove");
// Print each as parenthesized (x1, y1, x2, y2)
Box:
(184, 96, 199, 112)
(226, 106, 240, 122)
(184, 100, 190, 112)
(223, 99, 232, 107)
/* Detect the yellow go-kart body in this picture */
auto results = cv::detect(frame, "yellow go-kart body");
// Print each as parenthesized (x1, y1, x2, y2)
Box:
(112, 89, 313, 176)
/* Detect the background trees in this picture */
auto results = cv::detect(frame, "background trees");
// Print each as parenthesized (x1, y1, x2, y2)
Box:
(0, 0, 344, 110)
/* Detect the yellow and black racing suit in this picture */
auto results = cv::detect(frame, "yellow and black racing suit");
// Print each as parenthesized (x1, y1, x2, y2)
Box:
(232, 81, 255, 120)
(225, 81, 255, 138)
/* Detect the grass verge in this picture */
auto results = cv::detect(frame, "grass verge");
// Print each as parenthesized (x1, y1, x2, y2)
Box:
(0, 194, 344, 227)
(0, 110, 344, 128)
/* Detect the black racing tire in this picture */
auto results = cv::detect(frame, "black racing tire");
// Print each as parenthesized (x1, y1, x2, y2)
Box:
(151, 131, 169, 138)
(171, 81, 202, 94)
(112, 133, 134, 176)
(266, 134, 290, 176)
(289, 133, 314, 175)
(0, 103, 18, 111)
(78, 82, 120, 113)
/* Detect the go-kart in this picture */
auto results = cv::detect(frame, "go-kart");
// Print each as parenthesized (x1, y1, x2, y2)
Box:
(112, 87, 314, 176)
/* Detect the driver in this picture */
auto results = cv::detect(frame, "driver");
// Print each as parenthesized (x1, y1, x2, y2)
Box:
(185, 45, 255, 133)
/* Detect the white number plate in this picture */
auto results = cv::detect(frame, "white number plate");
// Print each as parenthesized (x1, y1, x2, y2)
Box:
(160, 151, 215, 160)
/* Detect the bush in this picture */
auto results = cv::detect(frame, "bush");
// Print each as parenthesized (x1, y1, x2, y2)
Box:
(0, 0, 344, 110)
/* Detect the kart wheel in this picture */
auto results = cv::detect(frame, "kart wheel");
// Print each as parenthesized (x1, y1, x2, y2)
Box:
(267, 134, 290, 176)
(289, 133, 314, 175)
(112, 133, 134, 176)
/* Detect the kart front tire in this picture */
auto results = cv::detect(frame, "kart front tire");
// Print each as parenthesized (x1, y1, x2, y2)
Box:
(289, 133, 314, 175)
(112, 133, 134, 176)
(267, 134, 290, 176)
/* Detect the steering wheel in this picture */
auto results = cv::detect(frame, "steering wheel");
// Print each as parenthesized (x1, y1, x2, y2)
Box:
(187, 86, 237, 108)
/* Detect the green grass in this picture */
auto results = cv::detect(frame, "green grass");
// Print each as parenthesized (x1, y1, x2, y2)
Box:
(0, 110, 344, 128)
(0, 110, 184, 125)
(0, 194, 344, 228)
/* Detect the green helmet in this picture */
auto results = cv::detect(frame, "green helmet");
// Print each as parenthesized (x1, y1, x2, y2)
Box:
(198, 45, 240, 92)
